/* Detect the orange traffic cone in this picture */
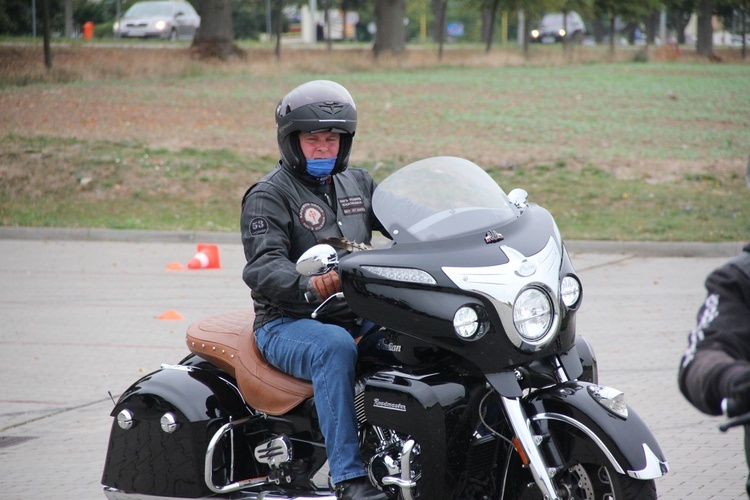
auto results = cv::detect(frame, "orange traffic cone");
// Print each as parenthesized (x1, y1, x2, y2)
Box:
(187, 243, 221, 270)
(158, 310, 185, 320)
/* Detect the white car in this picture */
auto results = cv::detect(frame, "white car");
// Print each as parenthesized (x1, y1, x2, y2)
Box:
(114, 0, 200, 41)
(531, 11, 586, 44)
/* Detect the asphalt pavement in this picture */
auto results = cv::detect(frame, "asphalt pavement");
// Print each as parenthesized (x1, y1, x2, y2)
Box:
(0, 229, 747, 499)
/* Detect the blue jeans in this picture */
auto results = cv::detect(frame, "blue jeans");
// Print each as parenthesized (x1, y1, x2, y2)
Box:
(255, 317, 371, 485)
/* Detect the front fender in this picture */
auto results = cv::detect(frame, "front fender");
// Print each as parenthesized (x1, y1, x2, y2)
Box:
(525, 381, 669, 480)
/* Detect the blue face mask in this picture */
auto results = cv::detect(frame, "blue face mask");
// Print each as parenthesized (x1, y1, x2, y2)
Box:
(306, 157, 337, 178)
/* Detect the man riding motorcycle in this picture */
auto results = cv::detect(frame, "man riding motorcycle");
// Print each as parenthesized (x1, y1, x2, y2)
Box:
(240, 80, 387, 500)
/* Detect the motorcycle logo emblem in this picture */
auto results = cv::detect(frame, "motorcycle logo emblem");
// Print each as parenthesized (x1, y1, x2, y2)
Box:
(373, 398, 407, 412)
(299, 202, 326, 231)
(484, 229, 504, 244)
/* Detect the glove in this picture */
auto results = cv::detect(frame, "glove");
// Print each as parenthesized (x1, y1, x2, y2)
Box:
(726, 367, 750, 417)
(309, 271, 341, 301)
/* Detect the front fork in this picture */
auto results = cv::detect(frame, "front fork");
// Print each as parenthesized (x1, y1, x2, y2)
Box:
(501, 396, 561, 500)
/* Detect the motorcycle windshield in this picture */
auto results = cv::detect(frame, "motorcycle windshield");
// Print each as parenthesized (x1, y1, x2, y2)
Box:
(373, 157, 520, 244)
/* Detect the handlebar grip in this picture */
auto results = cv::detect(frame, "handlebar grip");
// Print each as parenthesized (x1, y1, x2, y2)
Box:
(722, 397, 750, 418)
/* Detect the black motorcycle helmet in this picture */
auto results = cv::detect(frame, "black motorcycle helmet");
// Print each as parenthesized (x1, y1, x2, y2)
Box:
(276, 80, 357, 176)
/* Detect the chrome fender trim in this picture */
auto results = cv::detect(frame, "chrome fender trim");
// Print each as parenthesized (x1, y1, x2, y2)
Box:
(629, 443, 670, 480)
(531, 412, 669, 479)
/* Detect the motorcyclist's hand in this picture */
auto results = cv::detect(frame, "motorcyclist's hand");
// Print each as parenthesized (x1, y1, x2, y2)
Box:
(310, 271, 341, 300)
(727, 368, 750, 416)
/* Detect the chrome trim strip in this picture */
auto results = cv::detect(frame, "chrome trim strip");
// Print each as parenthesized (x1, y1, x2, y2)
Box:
(531, 412, 625, 474)
(628, 443, 670, 479)
(104, 487, 336, 499)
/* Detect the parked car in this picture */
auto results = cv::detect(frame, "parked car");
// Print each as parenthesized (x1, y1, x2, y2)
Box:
(114, 0, 200, 41)
(530, 11, 586, 43)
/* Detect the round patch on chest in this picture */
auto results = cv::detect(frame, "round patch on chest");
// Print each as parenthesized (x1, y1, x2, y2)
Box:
(299, 202, 326, 231)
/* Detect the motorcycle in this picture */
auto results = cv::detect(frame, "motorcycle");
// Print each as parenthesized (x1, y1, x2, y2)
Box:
(102, 156, 669, 499)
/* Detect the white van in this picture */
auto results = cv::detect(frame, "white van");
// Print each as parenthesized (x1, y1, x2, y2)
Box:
(530, 11, 586, 43)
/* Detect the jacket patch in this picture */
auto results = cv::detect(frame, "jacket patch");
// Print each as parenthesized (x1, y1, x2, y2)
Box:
(340, 196, 366, 216)
(249, 217, 269, 236)
(300, 202, 326, 231)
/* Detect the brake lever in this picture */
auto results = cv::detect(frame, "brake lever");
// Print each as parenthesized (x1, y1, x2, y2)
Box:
(311, 292, 345, 319)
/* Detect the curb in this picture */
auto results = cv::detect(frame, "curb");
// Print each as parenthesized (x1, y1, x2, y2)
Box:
(0, 226, 744, 258)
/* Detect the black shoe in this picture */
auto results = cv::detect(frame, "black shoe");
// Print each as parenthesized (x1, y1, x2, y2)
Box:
(335, 477, 388, 500)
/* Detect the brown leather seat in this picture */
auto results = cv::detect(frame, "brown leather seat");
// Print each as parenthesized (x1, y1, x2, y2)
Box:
(186, 310, 313, 415)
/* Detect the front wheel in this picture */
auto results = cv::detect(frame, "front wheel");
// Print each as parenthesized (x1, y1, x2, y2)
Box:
(514, 462, 656, 500)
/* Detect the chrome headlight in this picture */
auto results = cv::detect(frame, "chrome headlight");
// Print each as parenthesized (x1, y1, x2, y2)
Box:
(155, 20, 167, 31)
(453, 306, 488, 341)
(560, 275, 582, 308)
(513, 288, 553, 341)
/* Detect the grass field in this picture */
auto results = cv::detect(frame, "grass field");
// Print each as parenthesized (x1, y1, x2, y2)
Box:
(1, 43, 748, 242)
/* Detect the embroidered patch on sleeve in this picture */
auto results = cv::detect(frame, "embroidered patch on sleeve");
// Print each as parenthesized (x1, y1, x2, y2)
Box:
(299, 202, 326, 231)
(249, 217, 269, 236)
(339, 196, 366, 216)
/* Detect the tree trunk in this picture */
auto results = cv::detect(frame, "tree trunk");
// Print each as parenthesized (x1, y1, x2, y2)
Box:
(274, 0, 283, 60)
(41, 0, 51, 69)
(593, 16, 605, 44)
(437, 0, 447, 60)
(696, 0, 714, 56)
(608, 14, 616, 58)
(431, 0, 445, 43)
(64, 0, 73, 38)
(484, 0, 499, 53)
(324, 1, 332, 51)
(191, 0, 243, 59)
(373, 0, 406, 57)
(522, 13, 530, 60)
(675, 9, 689, 44)
(646, 10, 659, 45)
(742, 6, 747, 59)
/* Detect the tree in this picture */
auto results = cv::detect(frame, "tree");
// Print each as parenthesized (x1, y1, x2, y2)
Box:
(192, 0, 244, 59)
(695, 0, 714, 55)
(594, 0, 659, 57)
(373, 0, 406, 56)
(663, 0, 695, 43)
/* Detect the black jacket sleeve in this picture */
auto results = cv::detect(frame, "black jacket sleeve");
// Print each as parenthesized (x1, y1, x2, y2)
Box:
(678, 246, 750, 415)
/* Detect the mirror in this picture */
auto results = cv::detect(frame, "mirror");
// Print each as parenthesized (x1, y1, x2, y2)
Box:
(296, 244, 338, 276)
(507, 188, 529, 209)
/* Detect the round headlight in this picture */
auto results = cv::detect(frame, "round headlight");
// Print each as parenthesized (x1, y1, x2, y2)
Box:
(155, 20, 167, 30)
(513, 288, 553, 341)
(454, 306, 479, 339)
(560, 276, 581, 308)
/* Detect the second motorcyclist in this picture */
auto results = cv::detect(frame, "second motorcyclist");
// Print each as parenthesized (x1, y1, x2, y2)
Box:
(240, 80, 387, 500)
(678, 242, 750, 495)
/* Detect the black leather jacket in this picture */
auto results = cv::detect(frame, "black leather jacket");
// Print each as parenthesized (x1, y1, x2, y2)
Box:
(241, 161, 383, 329)
(678, 242, 750, 415)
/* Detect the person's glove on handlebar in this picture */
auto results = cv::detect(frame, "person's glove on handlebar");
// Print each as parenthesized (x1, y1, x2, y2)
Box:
(726, 367, 750, 416)
(309, 271, 342, 301)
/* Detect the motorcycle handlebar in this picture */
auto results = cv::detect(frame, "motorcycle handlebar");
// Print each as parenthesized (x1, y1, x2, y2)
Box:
(720, 397, 750, 432)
